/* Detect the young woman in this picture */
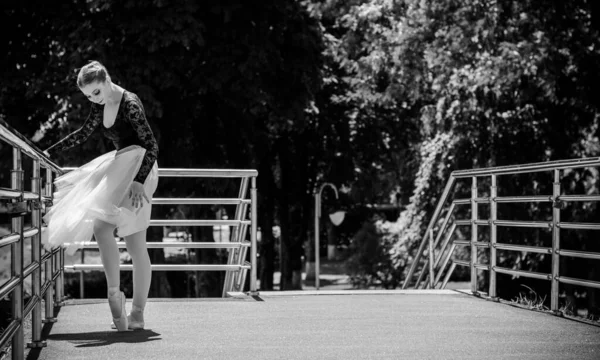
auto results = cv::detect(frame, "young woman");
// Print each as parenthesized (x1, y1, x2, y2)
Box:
(43, 60, 159, 331)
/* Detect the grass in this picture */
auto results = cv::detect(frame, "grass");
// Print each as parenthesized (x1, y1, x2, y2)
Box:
(510, 284, 549, 311)
(505, 284, 600, 327)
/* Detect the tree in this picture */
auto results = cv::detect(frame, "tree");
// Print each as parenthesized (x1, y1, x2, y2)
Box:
(1, 0, 324, 294)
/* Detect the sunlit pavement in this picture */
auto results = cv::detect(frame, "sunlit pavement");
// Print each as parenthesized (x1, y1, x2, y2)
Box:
(26, 290, 600, 360)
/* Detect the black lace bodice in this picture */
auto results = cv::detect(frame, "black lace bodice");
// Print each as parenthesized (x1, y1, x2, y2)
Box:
(46, 91, 159, 184)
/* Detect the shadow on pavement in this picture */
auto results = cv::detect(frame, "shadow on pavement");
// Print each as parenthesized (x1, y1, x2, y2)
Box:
(45, 329, 161, 348)
(26, 306, 61, 360)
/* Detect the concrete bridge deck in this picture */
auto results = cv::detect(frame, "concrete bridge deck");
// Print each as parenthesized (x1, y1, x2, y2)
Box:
(25, 290, 600, 360)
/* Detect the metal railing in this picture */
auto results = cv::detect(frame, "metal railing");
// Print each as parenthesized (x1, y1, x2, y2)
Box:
(0, 120, 259, 360)
(63, 167, 259, 298)
(1, 120, 65, 359)
(402, 157, 600, 312)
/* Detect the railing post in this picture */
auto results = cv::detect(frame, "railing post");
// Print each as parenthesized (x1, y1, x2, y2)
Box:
(11, 148, 24, 360)
(249, 176, 258, 295)
(471, 176, 478, 294)
(28, 159, 47, 348)
(427, 229, 435, 289)
(54, 249, 63, 305)
(551, 169, 561, 312)
(80, 250, 85, 299)
(43, 169, 57, 324)
(314, 191, 320, 290)
(489, 174, 497, 299)
(58, 248, 65, 303)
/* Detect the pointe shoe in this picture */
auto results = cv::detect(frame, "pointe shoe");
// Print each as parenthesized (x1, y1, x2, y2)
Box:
(108, 291, 128, 331)
(110, 309, 145, 330)
(127, 314, 145, 330)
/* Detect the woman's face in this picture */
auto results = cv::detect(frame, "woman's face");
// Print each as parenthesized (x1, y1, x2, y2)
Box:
(79, 80, 109, 105)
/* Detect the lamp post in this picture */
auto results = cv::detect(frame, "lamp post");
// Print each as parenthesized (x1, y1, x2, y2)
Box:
(314, 183, 345, 290)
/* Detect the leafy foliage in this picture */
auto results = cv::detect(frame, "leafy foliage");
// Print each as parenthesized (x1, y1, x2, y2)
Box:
(1, 1, 599, 306)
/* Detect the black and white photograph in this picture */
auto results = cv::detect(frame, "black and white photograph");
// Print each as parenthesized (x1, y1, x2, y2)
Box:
(1, 1, 599, 359)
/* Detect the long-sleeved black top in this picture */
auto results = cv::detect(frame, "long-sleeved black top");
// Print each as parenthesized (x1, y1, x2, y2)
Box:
(46, 90, 158, 184)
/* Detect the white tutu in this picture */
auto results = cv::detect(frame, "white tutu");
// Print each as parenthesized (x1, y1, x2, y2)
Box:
(43, 145, 159, 255)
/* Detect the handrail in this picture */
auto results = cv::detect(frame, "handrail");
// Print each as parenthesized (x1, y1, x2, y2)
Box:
(451, 157, 600, 177)
(0, 120, 65, 360)
(402, 157, 600, 315)
(65, 170, 259, 299)
(62, 167, 258, 178)
(0, 120, 259, 360)
(0, 119, 62, 173)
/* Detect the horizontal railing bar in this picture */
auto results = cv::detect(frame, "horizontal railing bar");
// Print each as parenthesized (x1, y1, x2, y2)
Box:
(452, 198, 471, 205)
(0, 188, 21, 199)
(41, 252, 53, 263)
(453, 259, 470, 267)
(494, 243, 552, 254)
(158, 169, 258, 178)
(493, 266, 551, 280)
(558, 222, 600, 230)
(65, 264, 251, 271)
(153, 198, 251, 205)
(452, 157, 600, 178)
(0, 277, 20, 299)
(23, 227, 39, 238)
(0, 320, 21, 352)
(23, 296, 37, 319)
(495, 196, 551, 203)
(75, 241, 250, 249)
(452, 198, 490, 204)
(41, 280, 52, 297)
(61, 167, 259, 178)
(0, 233, 21, 247)
(454, 240, 490, 248)
(557, 276, 600, 290)
(23, 262, 39, 279)
(23, 192, 39, 200)
(557, 249, 600, 260)
(455, 220, 471, 226)
(150, 219, 250, 227)
(474, 263, 490, 270)
(494, 220, 551, 228)
(474, 220, 490, 226)
(559, 195, 600, 202)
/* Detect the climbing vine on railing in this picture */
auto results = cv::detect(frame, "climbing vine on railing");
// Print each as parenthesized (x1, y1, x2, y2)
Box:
(388, 131, 456, 273)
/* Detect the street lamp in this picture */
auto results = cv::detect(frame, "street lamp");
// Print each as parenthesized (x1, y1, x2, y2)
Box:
(314, 182, 346, 290)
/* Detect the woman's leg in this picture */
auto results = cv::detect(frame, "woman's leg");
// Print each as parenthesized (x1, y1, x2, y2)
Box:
(93, 219, 120, 291)
(94, 219, 128, 330)
(124, 229, 151, 316)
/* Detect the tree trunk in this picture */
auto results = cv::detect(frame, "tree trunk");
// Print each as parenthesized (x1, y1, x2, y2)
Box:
(258, 175, 276, 290)
(255, 131, 277, 290)
(276, 137, 306, 290)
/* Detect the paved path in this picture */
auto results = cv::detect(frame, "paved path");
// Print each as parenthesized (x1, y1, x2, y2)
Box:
(26, 290, 600, 360)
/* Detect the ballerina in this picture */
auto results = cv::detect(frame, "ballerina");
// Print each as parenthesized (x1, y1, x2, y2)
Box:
(43, 60, 159, 331)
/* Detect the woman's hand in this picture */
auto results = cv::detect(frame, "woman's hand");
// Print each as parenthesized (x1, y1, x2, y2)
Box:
(129, 181, 149, 208)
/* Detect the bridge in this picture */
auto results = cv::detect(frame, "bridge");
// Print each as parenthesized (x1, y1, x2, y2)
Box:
(1, 120, 599, 359)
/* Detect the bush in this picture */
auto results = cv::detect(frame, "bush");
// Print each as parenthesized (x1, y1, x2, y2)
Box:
(346, 217, 405, 289)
